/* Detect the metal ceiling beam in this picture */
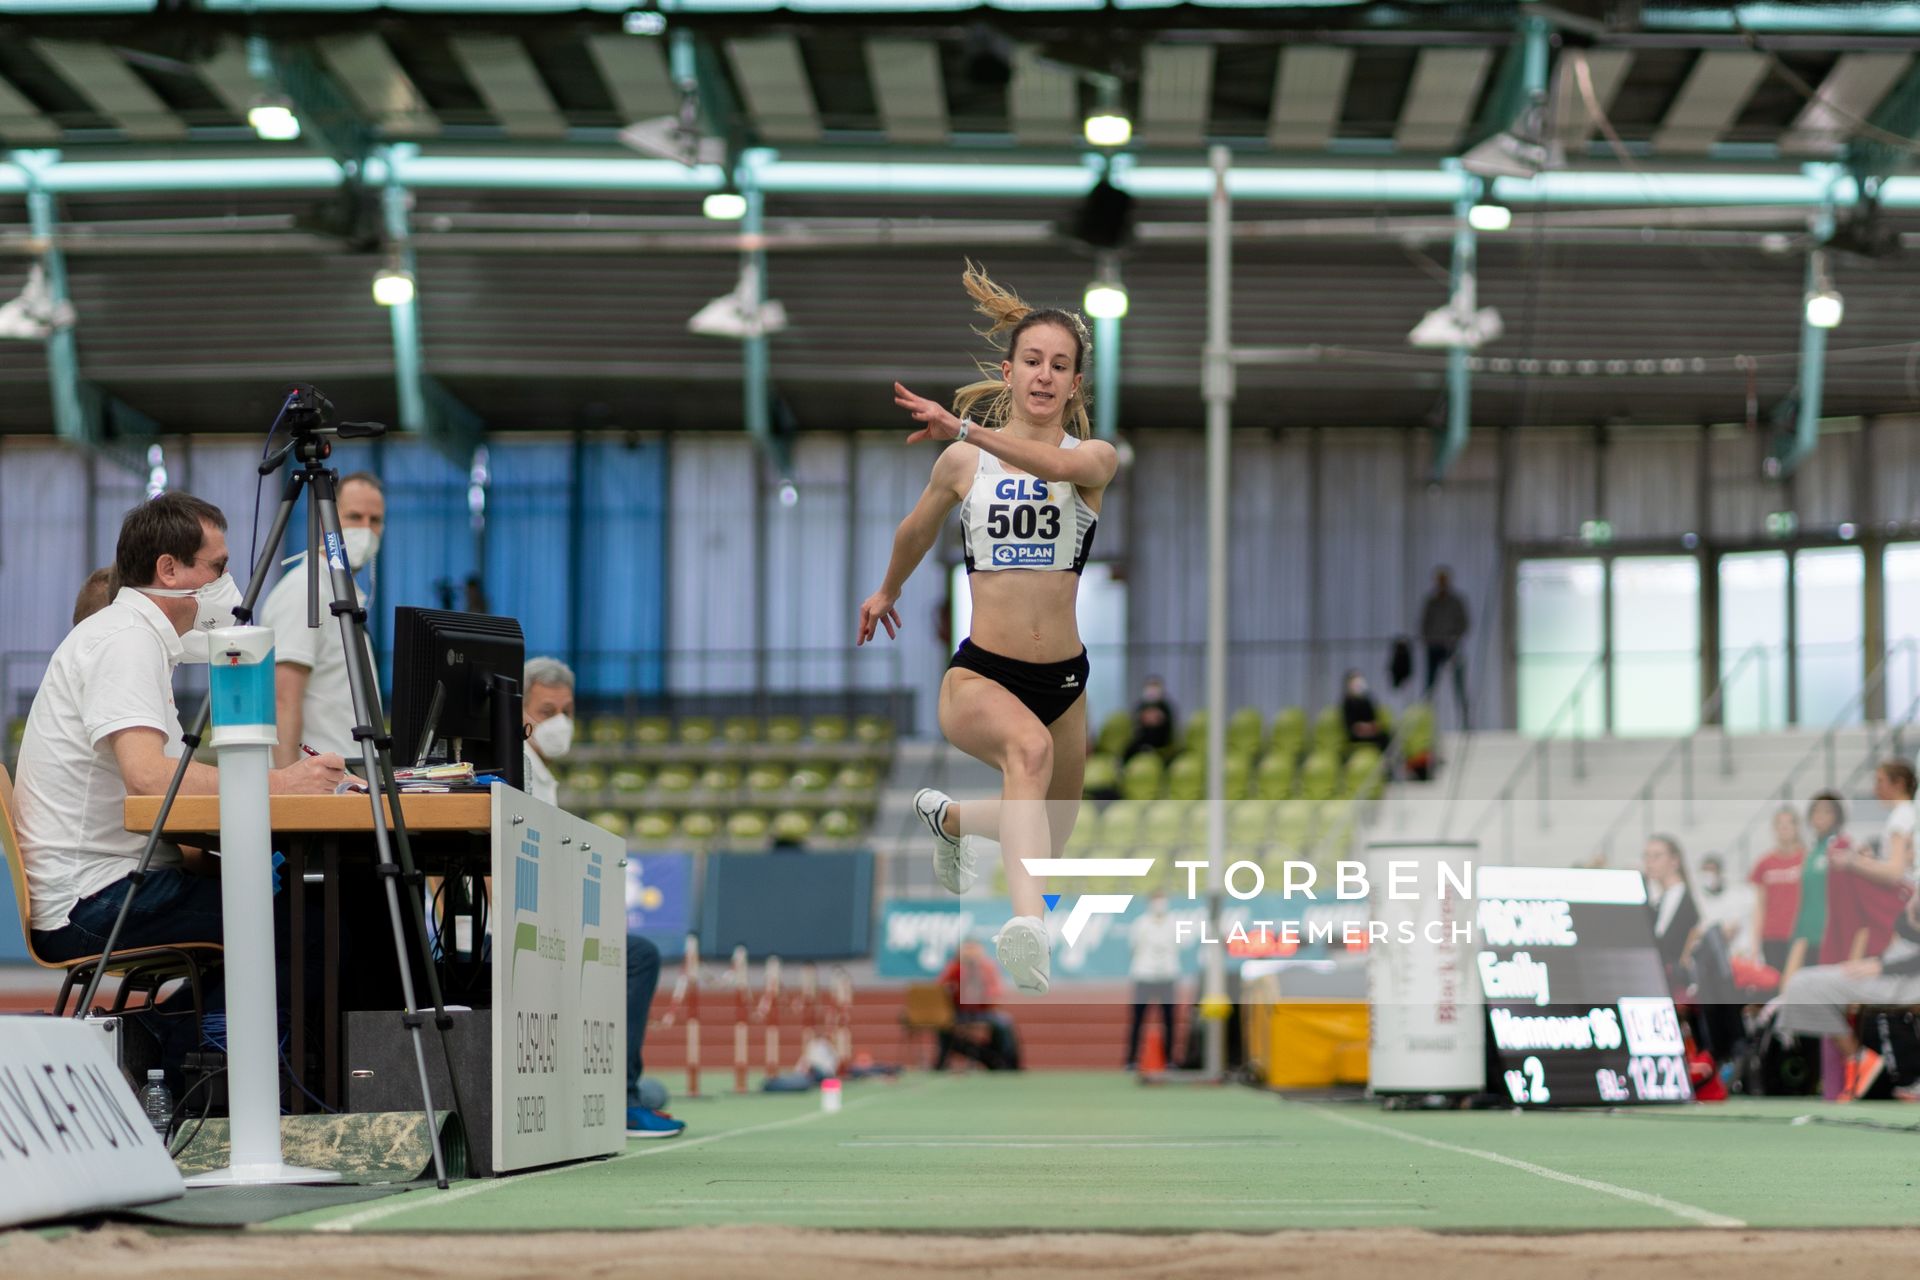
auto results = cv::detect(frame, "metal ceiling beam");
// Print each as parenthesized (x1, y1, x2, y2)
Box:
(13, 149, 153, 472)
(317, 32, 439, 137)
(1268, 46, 1351, 152)
(0, 71, 61, 145)
(1846, 56, 1920, 181)
(587, 32, 678, 125)
(1395, 48, 1494, 153)
(1010, 46, 1078, 147)
(31, 39, 186, 141)
(1549, 48, 1632, 151)
(1780, 52, 1911, 156)
(726, 35, 820, 145)
(1651, 50, 1770, 155)
(451, 34, 568, 140)
(1141, 45, 1212, 149)
(866, 39, 947, 145)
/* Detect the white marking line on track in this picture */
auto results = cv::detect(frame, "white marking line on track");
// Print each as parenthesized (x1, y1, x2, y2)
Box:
(311, 1079, 945, 1234)
(1304, 1104, 1744, 1229)
(840, 1140, 1290, 1149)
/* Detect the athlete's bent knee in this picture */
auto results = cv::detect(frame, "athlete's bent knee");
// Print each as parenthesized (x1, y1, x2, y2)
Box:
(1004, 730, 1054, 783)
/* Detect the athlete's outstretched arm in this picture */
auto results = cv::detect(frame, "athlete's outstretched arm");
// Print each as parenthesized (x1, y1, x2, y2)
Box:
(856, 445, 970, 646)
(893, 382, 1118, 491)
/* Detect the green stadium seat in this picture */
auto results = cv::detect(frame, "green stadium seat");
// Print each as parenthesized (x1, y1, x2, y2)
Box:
(1344, 746, 1384, 799)
(678, 811, 720, 841)
(1299, 750, 1340, 801)
(1082, 753, 1119, 799)
(721, 715, 760, 745)
(1178, 709, 1209, 756)
(654, 764, 697, 795)
(833, 762, 879, 791)
(1374, 703, 1395, 738)
(808, 714, 849, 743)
(565, 764, 606, 795)
(1166, 752, 1204, 801)
(609, 765, 651, 795)
(1063, 807, 1100, 851)
(699, 763, 742, 792)
(1401, 703, 1435, 760)
(1311, 706, 1347, 760)
(1268, 707, 1307, 762)
(771, 809, 815, 843)
(588, 810, 629, 839)
(677, 716, 717, 745)
(746, 763, 787, 794)
(1095, 710, 1133, 758)
(1095, 801, 1140, 852)
(853, 714, 893, 744)
(1273, 800, 1315, 854)
(726, 810, 770, 841)
(632, 811, 675, 844)
(791, 765, 832, 793)
(633, 716, 672, 746)
(1120, 752, 1164, 802)
(1141, 799, 1193, 850)
(587, 715, 627, 747)
(1255, 751, 1296, 800)
(766, 714, 805, 745)
(817, 808, 861, 841)
(1228, 799, 1274, 857)
(1224, 754, 1251, 801)
(1226, 707, 1264, 757)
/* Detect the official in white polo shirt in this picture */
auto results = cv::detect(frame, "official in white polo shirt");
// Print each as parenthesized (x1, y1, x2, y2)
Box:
(16, 493, 347, 986)
(261, 471, 386, 766)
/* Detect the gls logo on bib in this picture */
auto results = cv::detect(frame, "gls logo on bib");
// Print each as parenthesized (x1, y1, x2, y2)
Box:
(992, 544, 1056, 567)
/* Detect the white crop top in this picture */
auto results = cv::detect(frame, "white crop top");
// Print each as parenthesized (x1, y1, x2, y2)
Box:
(958, 436, 1099, 575)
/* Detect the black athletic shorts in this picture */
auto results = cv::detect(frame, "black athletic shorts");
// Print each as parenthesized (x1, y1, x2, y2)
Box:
(948, 639, 1090, 726)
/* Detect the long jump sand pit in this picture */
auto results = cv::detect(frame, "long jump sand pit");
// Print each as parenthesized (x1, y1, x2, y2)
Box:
(9, 1226, 1920, 1280)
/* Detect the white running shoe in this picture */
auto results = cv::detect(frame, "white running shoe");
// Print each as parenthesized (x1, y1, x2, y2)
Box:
(913, 788, 977, 894)
(994, 915, 1051, 996)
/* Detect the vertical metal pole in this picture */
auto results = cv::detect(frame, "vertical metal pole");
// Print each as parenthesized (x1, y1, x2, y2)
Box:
(1093, 253, 1121, 441)
(379, 154, 428, 437)
(21, 157, 86, 447)
(1432, 177, 1476, 482)
(1201, 146, 1234, 1080)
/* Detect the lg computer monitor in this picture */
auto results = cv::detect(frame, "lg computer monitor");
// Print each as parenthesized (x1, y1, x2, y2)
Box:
(390, 606, 526, 789)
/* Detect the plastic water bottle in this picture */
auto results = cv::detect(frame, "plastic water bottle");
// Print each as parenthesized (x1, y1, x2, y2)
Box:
(139, 1068, 174, 1136)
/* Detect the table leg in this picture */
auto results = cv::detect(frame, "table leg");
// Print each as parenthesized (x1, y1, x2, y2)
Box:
(288, 839, 308, 1116)
(324, 836, 342, 1109)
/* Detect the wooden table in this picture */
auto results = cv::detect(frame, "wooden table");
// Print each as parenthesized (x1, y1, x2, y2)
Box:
(125, 792, 493, 1110)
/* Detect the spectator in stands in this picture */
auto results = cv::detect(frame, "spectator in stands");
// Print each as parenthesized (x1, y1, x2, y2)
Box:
(936, 939, 1022, 1070)
(1125, 891, 1181, 1070)
(1745, 806, 1806, 972)
(1773, 890, 1920, 1101)
(1643, 834, 1698, 981)
(1123, 675, 1178, 762)
(1340, 670, 1385, 748)
(518, 656, 683, 1139)
(1695, 853, 1754, 955)
(1832, 760, 1917, 890)
(262, 471, 384, 766)
(1419, 567, 1469, 726)
(71, 566, 115, 626)
(1790, 791, 1852, 963)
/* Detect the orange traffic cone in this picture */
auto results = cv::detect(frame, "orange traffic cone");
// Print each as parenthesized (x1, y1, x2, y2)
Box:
(1139, 1021, 1167, 1080)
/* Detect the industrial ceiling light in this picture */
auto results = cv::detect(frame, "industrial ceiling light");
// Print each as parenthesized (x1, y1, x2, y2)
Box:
(622, 8, 667, 36)
(1804, 288, 1844, 329)
(1083, 281, 1128, 320)
(372, 264, 415, 307)
(703, 188, 748, 221)
(247, 99, 300, 142)
(1467, 201, 1512, 233)
(1083, 113, 1132, 148)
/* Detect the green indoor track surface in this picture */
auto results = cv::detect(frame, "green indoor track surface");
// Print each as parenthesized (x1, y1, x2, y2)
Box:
(258, 1073, 1920, 1235)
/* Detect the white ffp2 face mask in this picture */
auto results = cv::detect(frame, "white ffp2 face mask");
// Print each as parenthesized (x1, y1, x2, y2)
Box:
(341, 526, 380, 571)
(141, 572, 242, 645)
(529, 713, 574, 761)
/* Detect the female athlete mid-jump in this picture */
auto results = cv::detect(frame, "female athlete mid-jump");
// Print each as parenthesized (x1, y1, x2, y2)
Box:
(857, 264, 1119, 994)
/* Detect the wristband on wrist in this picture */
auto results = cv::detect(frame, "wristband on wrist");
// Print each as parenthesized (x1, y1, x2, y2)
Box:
(955, 417, 973, 441)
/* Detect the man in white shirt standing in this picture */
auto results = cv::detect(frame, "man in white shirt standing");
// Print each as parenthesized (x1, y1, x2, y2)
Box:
(16, 494, 346, 1009)
(1125, 891, 1182, 1070)
(262, 472, 386, 765)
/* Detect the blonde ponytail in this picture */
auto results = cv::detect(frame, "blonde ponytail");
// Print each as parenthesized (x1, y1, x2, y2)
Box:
(950, 260, 1093, 440)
